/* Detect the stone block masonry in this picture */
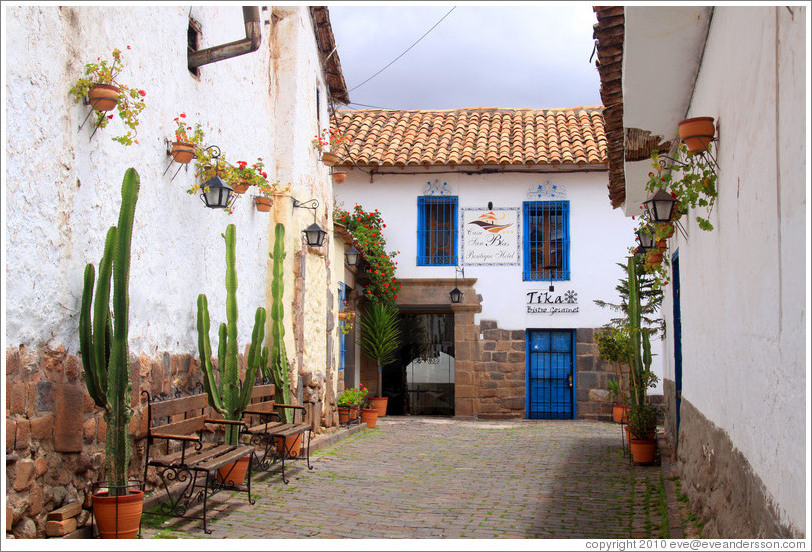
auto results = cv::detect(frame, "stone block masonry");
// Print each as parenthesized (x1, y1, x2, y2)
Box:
(463, 321, 616, 420)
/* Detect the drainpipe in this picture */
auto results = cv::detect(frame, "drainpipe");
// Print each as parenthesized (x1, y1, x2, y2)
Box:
(188, 6, 262, 70)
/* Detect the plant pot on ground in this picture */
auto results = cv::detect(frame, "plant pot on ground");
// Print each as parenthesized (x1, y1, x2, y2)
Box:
(367, 396, 389, 417)
(361, 407, 379, 428)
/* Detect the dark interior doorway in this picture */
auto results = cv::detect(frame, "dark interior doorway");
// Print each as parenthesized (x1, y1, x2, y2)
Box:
(382, 312, 455, 416)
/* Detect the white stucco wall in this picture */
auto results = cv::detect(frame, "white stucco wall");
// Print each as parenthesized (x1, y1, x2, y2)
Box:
(4, 6, 336, 379)
(336, 169, 665, 385)
(654, 7, 807, 532)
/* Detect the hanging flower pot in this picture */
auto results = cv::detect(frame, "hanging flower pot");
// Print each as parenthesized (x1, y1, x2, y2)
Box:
(233, 180, 251, 194)
(678, 116, 715, 153)
(321, 151, 339, 167)
(332, 169, 347, 184)
(170, 141, 196, 164)
(254, 196, 272, 212)
(92, 489, 144, 539)
(87, 83, 121, 112)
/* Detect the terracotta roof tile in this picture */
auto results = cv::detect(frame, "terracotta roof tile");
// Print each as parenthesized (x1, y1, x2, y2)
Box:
(331, 106, 607, 168)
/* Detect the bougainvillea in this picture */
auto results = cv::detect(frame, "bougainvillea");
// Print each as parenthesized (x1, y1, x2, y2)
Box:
(334, 204, 400, 306)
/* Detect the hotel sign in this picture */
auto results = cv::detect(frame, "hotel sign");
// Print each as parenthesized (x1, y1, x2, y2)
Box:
(461, 207, 520, 266)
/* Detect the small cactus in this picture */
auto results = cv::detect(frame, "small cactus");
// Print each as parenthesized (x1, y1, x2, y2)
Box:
(79, 168, 140, 496)
(197, 224, 267, 445)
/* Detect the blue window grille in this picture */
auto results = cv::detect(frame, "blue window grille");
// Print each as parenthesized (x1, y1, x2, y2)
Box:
(338, 282, 347, 370)
(417, 196, 458, 266)
(523, 201, 570, 281)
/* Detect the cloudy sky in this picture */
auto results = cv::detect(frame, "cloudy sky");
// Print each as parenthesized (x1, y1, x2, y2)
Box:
(328, 3, 602, 111)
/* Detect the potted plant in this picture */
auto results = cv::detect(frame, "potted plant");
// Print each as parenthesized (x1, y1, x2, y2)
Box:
(646, 143, 718, 232)
(359, 302, 401, 417)
(337, 385, 368, 422)
(79, 168, 144, 538)
(312, 127, 352, 166)
(595, 326, 631, 423)
(361, 398, 379, 428)
(625, 256, 661, 464)
(170, 113, 204, 164)
(197, 224, 268, 484)
(332, 169, 348, 184)
(678, 116, 715, 153)
(253, 178, 290, 212)
(69, 47, 146, 146)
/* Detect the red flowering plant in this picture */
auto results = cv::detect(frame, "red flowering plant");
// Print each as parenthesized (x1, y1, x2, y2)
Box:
(173, 113, 204, 146)
(68, 46, 146, 145)
(311, 127, 353, 153)
(334, 204, 400, 306)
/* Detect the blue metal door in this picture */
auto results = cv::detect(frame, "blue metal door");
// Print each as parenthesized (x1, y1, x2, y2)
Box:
(527, 330, 575, 419)
(672, 252, 683, 437)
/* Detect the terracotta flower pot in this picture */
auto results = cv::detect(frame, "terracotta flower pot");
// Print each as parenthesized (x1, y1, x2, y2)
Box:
(216, 454, 250, 485)
(361, 408, 379, 428)
(332, 170, 347, 184)
(254, 196, 272, 212)
(92, 489, 144, 539)
(612, 404, 627, 424)
(275, 433, 303, 459)
(321, 151, 339, 167)
(170, 141, 196, 164)
(338, 406, 350, 423)
(367, 396, 388, 417)
(629, 437, 657, 464)
(233, 180, 251, 194)
(678, 116, 715, 153)
(88, 84, 121, 112)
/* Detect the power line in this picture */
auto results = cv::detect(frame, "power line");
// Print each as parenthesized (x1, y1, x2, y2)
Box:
(348, 7, 456, 94)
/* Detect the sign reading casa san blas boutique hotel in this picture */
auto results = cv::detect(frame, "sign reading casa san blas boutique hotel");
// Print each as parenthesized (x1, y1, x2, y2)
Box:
(462, 207, 520, 265)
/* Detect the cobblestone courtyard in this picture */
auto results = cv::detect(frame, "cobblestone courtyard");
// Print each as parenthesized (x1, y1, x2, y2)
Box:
(140, 417, 672, 539)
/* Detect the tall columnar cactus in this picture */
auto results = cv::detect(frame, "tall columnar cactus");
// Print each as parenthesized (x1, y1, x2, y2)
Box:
(79, 168, 140, 496)
(263, 223, 292, 423)
(627, 256, 653, 410)
(197, 224, 267, 445)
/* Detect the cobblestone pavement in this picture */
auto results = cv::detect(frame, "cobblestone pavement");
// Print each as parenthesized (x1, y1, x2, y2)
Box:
(140, 417, 669, 539)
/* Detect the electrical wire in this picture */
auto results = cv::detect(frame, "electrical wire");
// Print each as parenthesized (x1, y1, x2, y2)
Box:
(347, 6, 456, 94)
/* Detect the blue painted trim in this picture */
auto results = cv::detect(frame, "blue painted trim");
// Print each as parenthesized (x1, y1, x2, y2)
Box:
(417, 196, 458, 266)
(522, 200, 571, 281)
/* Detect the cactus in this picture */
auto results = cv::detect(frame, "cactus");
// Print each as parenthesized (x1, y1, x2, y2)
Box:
(263, 223, 292, 423)
(197, 224, 267, 445)
(79, 168, 140, 496)
(626, 256, 654, 410)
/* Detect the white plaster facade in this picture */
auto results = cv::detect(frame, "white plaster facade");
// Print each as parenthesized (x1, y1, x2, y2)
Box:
(336, 167, 665, 395)
(620, 6, 808, 536)
(4, 5, 342, 398)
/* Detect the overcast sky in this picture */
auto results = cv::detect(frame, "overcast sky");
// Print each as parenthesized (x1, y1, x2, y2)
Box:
(328, 3, 602, 111)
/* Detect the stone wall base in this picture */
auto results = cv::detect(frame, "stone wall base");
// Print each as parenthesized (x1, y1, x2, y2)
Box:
(675, 397, 802, 538)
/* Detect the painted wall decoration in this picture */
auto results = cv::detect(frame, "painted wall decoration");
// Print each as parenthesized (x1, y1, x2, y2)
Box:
(527, 180, 568, 199)
(461, 207, 520, 266)
(525, 289, 579, 315)
(423, 178, 456, 196)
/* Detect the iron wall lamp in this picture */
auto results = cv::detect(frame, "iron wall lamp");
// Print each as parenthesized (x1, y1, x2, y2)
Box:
(643, 188, 677, 223)
(635, 225, 657, 250)
(198, 146, 235, 210)
(345, 246, 360, 267)
(449, 265, 465, 303)
(303, 222, 327, 247)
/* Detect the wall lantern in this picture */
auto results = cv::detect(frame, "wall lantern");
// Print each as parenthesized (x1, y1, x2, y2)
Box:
(345, 246, 360, 267)
(635, 225, 657, 250)
(198, 146, 235, 210)
(303, 222, 327, 247)
(293, 198, 327, 247)
(449, 265, 465, 304)
(449, 287, 463, 304)
(643, 188, 677, 223)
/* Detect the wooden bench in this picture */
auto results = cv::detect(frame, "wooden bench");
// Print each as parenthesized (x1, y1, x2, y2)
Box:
(140, 390, 256, 534)
(240, 384, 313, 484)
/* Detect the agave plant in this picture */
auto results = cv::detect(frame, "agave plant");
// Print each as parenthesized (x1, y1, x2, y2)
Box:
(359, 302, 401, 397)
(79, 168, 140, 496)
